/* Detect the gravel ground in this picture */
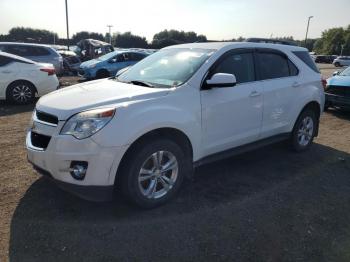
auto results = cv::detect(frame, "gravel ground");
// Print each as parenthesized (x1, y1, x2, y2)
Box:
(1, 65, 350, 262)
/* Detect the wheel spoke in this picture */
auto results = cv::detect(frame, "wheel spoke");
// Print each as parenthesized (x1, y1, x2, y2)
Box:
(161, 175, 174, 186)
(159, 177, 170, 191)
(161, 156, 177, 173)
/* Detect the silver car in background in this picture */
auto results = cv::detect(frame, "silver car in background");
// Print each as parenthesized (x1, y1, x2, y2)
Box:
(0, 42, 63, 75)
(333, 56, 350, 67)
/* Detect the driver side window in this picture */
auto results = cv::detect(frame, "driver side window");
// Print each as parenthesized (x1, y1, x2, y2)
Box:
(212, 52, 255, 84)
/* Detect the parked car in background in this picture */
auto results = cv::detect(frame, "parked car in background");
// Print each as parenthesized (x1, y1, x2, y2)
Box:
(315, 55, 336, 64)
(26, 42, 324, 208)
(76, 39, 114, 62)
(0, 42, 63, 75)
(0, 51, 59, 104)
(333, 56, 350, 67)
(79, 50, 149, 79)
(58, 50, 81, 75)
(325, 67, 350, 110)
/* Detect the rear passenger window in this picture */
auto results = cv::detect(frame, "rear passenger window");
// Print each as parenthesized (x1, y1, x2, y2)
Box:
(212, 52, 255, 84)
(34, 47, 50, 56)
(257, 52, 290, 80)
(293, 51, 319, 73)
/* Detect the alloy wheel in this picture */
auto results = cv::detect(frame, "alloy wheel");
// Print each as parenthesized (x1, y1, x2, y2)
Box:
(138, 150, 178, 199)
(297, 116, 314, 146)
(12, 84, 33, 103)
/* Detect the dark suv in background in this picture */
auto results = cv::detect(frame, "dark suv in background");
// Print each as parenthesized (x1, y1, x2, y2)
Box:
(0, 42, 63, 75)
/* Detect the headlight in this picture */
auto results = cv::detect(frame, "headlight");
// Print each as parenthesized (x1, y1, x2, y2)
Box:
(60, 108, 115, 139)
(88, 64, 97, 69)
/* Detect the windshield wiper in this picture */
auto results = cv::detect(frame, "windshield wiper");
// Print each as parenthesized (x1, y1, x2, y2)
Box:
(129, 80, 154, 88)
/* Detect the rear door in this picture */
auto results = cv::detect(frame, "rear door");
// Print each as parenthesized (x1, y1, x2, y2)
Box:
(256, 49, 300, 138)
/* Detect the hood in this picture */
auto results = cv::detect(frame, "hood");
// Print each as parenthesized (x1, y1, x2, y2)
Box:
(36, 79, 170, 120)
(327, 75, 350, 87)
(80, 59, 100, 68)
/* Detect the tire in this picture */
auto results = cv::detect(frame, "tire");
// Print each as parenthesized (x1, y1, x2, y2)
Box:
(96, 69, 110, 79)
(291, 109, 318, 152)
(334, 62, 341, 67)
(119, 139, 188, 208)
(6, 81, 36, 104)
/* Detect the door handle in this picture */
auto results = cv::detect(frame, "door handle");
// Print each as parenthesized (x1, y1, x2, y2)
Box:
(1, 70, 12, 74)
(249, 90, 261, 97)
(292, 81, 301, 88)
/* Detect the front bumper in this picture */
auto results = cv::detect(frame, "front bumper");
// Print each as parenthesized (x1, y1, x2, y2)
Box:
(78, 68, 94, 79)
(26, 119, 128, 201)
(30, 162, 114, 201)
(325, 93, 350, 109)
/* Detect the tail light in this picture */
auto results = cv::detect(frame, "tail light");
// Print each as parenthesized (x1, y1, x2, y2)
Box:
(40, 68, 55, 76)
(321, 78, 327, 90)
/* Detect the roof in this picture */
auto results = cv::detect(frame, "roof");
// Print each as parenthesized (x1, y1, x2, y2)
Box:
(164, 42, 307, 52)
(0, 42, 52, 48)
(0, 51, 36, 63)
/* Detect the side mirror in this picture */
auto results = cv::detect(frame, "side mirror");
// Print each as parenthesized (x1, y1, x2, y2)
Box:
(206, 73, 237, 88)
(333, 71, 339, 76)
(108, 59, 116, 64)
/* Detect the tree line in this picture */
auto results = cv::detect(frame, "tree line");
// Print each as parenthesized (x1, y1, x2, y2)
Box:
(0, 27, 207, 49)
(0, 26, 349, 55)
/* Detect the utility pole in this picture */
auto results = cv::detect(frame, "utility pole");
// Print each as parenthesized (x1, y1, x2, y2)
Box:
(65, 0, 70, 50)
(304, 16, 314, 47)
(107, 25, 113, 45)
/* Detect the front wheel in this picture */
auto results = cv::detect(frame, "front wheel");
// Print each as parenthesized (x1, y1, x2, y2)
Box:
(120, 139, 188, 208)
(291, 109, 318, 152)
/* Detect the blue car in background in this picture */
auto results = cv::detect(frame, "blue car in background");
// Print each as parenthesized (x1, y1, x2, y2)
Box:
(325, 66, 350, 110)
(79, 50, 148, 79)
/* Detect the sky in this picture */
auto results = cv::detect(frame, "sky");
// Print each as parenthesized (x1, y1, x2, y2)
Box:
(0, 0, 349, 42)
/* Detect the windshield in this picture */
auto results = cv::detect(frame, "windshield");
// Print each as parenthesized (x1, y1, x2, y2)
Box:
(339, 67, 350, 76)
(117, 48, 214, 87)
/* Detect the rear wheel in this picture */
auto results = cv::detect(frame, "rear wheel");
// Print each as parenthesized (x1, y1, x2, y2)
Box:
(7, 81, 36, 104)
(120, 139, 188, 208)
(291, 109, 318, 152)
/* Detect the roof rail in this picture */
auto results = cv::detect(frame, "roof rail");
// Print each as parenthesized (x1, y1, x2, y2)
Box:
(245, 38, 298, 46)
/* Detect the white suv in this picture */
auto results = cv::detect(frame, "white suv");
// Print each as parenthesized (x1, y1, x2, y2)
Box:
(26, 42, 324, 208)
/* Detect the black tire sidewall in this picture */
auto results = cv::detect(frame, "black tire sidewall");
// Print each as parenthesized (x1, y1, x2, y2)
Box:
(291, 109, 317, 152)
(121, 139, 187, 208)
(7, 82, 35, 104)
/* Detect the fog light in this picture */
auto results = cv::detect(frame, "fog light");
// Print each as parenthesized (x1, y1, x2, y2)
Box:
(70, 161, 88, 180)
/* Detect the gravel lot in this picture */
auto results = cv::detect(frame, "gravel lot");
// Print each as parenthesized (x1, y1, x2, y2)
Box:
(1, 65, 350, 262)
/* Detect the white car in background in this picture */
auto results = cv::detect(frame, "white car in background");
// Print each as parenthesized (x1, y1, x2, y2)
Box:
(0, 51, 59, 104)
(333, 56, 350, 67)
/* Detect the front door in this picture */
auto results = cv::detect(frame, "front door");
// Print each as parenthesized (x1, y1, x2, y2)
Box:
(200, 50, 263, 156)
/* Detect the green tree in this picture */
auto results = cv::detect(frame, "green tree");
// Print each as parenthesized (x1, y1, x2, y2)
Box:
(114, 32, 149, 48)
(71, 31, 104, 43)
(151, 29, 207, 48)
(313, 26, 348, 55)
(6, 27, 58, 44)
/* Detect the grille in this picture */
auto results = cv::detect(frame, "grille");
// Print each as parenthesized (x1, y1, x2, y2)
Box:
(31, 132, 51, 149)
(326, 85, 350, 97)
(36, 111, 58, 125)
